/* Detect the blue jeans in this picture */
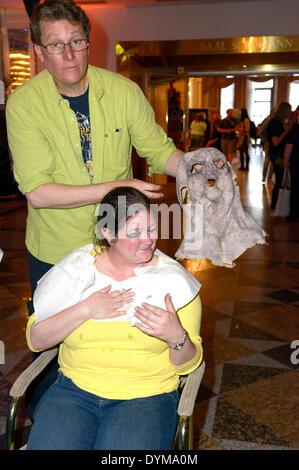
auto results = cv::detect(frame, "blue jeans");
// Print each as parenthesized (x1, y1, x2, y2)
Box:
(27, 373, 179, 450)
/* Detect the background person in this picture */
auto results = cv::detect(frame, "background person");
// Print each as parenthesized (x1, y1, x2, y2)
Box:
(267, 102, 295, 211)
(189, 113, 207, 149)
(25, 187, 203, 450)
(217, 108, 237, 163)
(284, 109, 299, 222)
(260, 106, 276, 182)
(205, 111, 222, 151)
(237, 108, 251, 171)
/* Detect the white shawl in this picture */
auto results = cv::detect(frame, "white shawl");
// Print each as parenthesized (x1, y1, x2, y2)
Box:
(33, 244, 201, 325)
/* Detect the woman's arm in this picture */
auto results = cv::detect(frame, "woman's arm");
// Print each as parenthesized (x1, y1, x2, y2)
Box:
(272, 119, 295, 147)
(134, 294, 202, 367)
(29, 286, 135, 351)
(244, 118, 251, 134)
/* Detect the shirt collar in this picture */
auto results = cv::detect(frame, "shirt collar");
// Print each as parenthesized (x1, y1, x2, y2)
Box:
(45, 65, 104, 104)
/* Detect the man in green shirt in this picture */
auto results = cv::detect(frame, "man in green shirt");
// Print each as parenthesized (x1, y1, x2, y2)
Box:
(6, 0, 183, 315)
(6, 0, 185, 417)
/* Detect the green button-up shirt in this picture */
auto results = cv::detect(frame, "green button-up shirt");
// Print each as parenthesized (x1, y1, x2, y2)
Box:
(6, 65, 176, 264)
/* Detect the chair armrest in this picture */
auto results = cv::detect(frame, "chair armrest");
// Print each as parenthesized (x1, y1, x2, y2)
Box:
(9, 348, 58, 398)
(177, 361, 205, 417)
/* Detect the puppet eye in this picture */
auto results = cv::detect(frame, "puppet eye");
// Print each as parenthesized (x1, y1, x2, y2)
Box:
(191, 163, 204, 173)
(214, 159, 225, 169)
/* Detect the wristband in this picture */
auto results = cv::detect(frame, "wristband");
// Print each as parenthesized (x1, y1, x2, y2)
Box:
(168, 330, 188, 350)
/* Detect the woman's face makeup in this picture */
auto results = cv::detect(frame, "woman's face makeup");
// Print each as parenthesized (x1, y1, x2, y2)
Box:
(113, 210, 157, 265)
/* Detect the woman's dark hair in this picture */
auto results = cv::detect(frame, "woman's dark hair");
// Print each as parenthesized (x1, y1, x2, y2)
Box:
(95, 187, 152, 247)
(275, 101, 292, 121)
(240, 108, 249, 121)
(30, 0, 91, 45)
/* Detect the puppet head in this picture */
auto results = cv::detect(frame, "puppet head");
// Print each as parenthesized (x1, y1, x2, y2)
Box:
(175, 147, 266, 267)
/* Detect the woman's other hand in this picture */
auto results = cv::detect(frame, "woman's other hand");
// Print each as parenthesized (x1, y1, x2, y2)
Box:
(134, 293, 185, 346)
(134, 293, 198, 366)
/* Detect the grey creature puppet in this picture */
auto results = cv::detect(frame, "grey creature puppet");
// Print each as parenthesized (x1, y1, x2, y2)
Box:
(175, 147, 266, 267)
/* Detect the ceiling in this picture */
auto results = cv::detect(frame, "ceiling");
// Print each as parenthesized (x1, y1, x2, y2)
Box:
(1, 0, 295, 78)
(0, 0, 272, 10)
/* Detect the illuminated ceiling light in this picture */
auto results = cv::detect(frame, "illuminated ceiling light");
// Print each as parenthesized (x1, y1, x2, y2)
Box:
(9, 53, 30, 58)
(248, 36, 254, 53)
(263, 64, 274, 71)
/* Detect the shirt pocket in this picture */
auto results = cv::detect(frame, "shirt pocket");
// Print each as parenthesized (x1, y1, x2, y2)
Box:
(103, 126, 132, 173)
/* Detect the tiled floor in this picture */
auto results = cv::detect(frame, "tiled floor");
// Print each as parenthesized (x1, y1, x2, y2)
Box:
(0, 146, 298, 450)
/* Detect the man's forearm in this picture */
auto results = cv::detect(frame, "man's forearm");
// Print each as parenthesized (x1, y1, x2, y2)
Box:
(26, 179, 164, 209)
(164, 149, 184, 177)
(25, 148, 185, 209)
(26, 182, 118, 209)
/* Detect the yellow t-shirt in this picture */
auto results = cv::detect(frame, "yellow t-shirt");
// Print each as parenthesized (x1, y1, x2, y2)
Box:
(26, 296, 202, 400)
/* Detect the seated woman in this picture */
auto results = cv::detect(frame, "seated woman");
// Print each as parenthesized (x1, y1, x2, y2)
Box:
(26, 187, 203, 450)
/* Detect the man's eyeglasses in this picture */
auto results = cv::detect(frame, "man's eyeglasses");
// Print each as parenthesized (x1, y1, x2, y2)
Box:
(40, 38, 89, 55)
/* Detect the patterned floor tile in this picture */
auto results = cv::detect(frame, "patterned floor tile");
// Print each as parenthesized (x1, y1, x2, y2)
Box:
(212, 301, 235, 316)
(212, 397, 291, 447)
(263, 289, 299, 303)
(201, 305, 230, 324)
(215, 318, 232, 337)
(237, 275, 277, 289)
(239, 304, 299, 342)
(4, 283, 31, 303)
(196, 383, 216, 403)
(193, 396, 218, 436)
(201, 329, 255, 365)
(246, 265, 299, 289)
(229, 317, 284, 341)
(196, 431, 225, 450)
(228, 337, 287, 353)
(219, 363, 287, 394)
(232, 298, 282, 316)
(0, 273, 26, 284)
(0, 349, 30, 376)
(0, 377, 12, 417)
(212, 438, 295, 451)
(225, 351, 290, 369)
(0, 317, 28, 354)
(223, 371, 299, 446)
(262, 343, 299, 370)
